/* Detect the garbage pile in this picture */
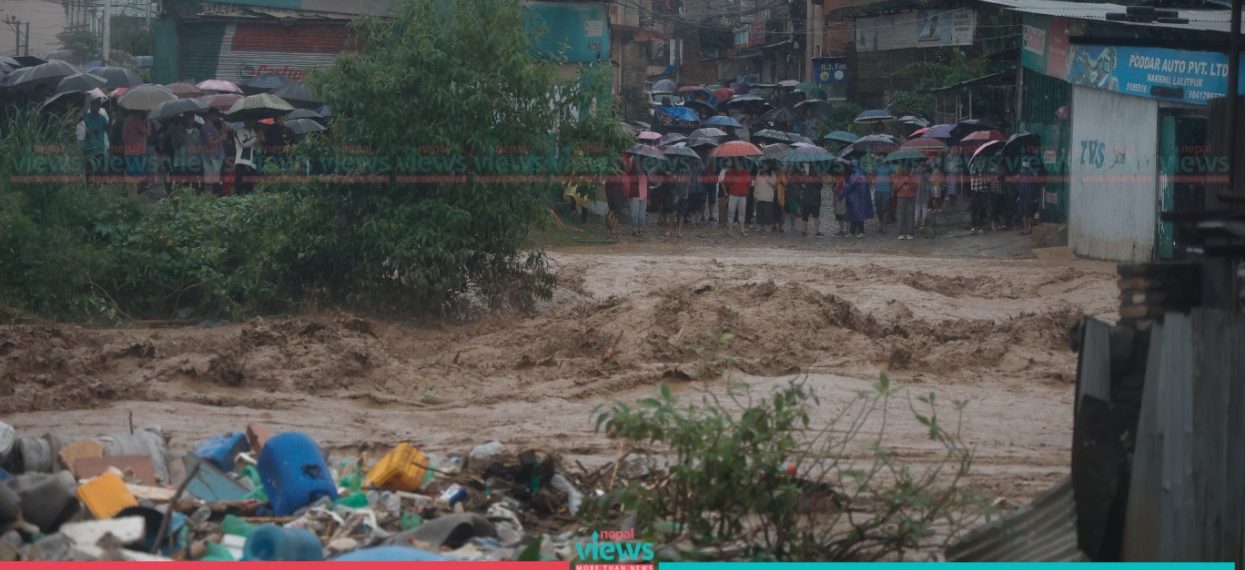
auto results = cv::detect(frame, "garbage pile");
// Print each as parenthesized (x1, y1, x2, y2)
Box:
(0, 420, 591, 561)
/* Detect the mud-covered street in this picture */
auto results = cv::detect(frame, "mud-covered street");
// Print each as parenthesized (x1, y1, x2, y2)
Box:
(1, 239, 1118, 505)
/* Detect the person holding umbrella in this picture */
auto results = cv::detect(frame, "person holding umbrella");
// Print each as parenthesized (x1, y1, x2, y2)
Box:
(121, 108, 150, 193)
(873, 152, 895, 234)
(200, 108, 229, 195)
(721, 159, 752, 236)
(627, 155, 650, 236)
(843, 160, 873, 238)
(894, 160, 919, 240)
(171, 113, 202, 190)
(752, 160, 779, 232)
(233, 118, 264, 195)
(76, 97, 109, 177)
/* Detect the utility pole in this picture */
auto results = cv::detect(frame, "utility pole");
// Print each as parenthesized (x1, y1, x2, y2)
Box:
(4, 15, 22, 56)
(102, 0, 112, 63)
(23, 22, 29, 56)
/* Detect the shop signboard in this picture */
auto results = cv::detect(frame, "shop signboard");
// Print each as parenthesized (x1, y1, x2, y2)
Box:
(1067, 44, 1245, 105)
(854, 8, 975, 52)
(813, 57, 848, 85)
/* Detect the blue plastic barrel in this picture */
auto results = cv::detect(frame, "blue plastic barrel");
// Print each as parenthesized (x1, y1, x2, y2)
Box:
(243, 524, 324, 561)
(194, 432, 249, 472)
(257, 432, 338, 516)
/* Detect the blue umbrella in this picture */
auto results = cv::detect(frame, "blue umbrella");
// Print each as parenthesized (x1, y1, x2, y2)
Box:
(703, 115, 743, 129)
(924, 124, 955, 139)
(853, 109, 895, 124)
(655, 105, 700, 123)
(823, 130, 859, 144)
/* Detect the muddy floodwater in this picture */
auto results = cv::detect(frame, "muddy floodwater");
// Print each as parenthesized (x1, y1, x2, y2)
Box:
(1, 239, 1118, 505)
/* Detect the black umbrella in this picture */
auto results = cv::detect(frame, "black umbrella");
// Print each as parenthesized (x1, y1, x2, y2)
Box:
(724, 94, 769, 111)
(91, 66, 142, 88)
(949, 119, 1000, 142)
(686, 137, 719, 149)
(272, 81, 321, 108)
(658, 133, 687, 146)
(761, 107, 799, 127)
(14, 56, 45, 67)
(1, 67, 32, 88)
(54, 72, 107, 95)
(626, 144, 666, 160)
(240, 74, 291, 93)
(786, 133, 814, 145)
(662, 145, 701, 160)
(148, 97, 207, 121)
(286, 118, 327, 135)
(752, 129, 790, 143)
(1001, 132, 1040, 155)
(850, 134, 898, 151)
(287, 108, 326, 120)
(9, 60, 79, 88)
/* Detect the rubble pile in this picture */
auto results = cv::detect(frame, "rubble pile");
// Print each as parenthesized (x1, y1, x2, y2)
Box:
(0, 420, 593, 561)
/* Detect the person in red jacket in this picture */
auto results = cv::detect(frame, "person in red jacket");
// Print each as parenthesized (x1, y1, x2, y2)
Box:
(721, 160, 752, 236)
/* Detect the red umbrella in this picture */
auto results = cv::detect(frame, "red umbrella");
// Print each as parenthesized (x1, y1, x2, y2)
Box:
(959, 129, 1006, 143)
(908, 127, 930, 139)
(902, 137, 948, 151)
(713, 87, 734, 104)
(711, 140, 763, 158)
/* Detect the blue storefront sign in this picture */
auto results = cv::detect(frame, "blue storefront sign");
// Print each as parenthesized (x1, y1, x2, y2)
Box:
(813, 57, 848, 85)
(1067, 44, 1245, 105)
(525, 1, 609, 63)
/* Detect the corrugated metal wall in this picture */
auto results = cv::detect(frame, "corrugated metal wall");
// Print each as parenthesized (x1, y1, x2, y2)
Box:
(177, 22, 348, 83)
(1068, 85, 1159, 261)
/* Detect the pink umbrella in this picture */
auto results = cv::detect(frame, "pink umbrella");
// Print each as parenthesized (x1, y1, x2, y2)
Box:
(110, 86, 129, 99)
(908, 127, 929, 139)
(636, 130, 661, 141)
(959, 129, 1006, 143)
(713, 87, 734, 104)
(197, 79, 242, 94)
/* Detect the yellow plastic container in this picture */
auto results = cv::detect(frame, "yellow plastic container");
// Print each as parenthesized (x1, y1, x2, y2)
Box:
(76, 472, 138, 519)
(363, 443, 430, 492)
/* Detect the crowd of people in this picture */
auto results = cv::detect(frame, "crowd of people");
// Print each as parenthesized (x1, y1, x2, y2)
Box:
(598, 143, 1044, 241)
(73, 97, 300, 196)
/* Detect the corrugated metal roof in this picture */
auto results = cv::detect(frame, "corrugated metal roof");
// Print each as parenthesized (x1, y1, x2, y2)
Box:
(977, 0, 1242, 34)
(946, 477, 1088, 561)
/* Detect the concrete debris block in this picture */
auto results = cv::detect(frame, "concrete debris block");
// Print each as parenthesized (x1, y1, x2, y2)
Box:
(59, 517, 145, 549)
(73, 455, 157, 486)
(0, 423, 15, 463)
(0, 483, 20, 527)
(7, 472, 80, 534)
(58, 440, 104, 473)
(385, 512, 496, 550)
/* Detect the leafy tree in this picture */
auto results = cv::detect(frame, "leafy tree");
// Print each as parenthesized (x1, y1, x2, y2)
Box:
(56, 29, 101, 62)
(302, 0, 626, 316)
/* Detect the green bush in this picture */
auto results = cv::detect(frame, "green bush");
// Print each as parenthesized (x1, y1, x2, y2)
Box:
(2, 0, 628, 322)
(590, 374, 990, 561)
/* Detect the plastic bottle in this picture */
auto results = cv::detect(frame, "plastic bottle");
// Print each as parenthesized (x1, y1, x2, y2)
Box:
(221, 514, 254, 537)
(257, 432, 338, 516)
(241, 524, 324, 561)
